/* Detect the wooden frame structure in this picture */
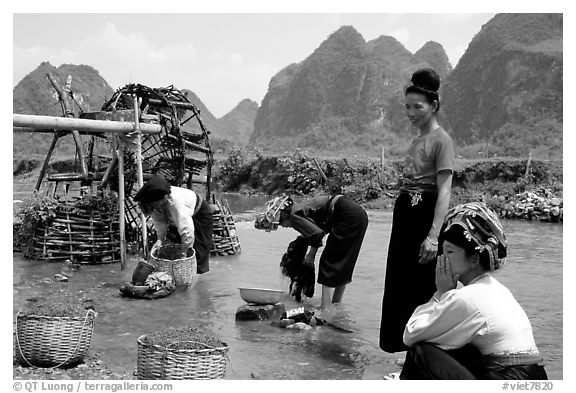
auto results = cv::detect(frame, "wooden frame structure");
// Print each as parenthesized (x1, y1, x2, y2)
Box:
(13, 76, 215, 268)
(13, 75, 244, 268)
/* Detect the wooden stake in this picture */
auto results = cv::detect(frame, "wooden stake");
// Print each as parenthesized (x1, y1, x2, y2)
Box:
(117, 136, 126, 270)
(525, 150, 533, 182)
(35, 133, 61, 191)
(134, 95, 148, 258)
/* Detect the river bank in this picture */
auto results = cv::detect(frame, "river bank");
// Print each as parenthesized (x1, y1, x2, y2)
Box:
(212, 151, 563, 223)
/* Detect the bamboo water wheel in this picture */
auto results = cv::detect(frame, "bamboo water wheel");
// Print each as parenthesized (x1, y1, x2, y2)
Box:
(97, 83, 214, 253)
(24, 75, 240, 263)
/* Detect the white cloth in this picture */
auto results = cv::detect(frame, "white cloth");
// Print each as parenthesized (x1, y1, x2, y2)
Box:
(403, 274, 540, 356)
(151, 186, 198, 250)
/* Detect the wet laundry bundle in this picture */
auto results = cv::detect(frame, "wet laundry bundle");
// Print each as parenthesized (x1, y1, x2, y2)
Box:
(280, 236, 315, 302)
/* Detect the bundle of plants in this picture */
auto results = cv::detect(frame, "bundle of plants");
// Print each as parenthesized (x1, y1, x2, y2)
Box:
(20, 291, 94, 317)
(142, 326, 226, 350)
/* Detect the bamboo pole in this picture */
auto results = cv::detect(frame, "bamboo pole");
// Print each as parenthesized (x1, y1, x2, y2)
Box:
(35, 133, 61, 191)
(117, 136, 126, 270)
(13, 114, 162, 134)
(525, 150, 533, 182)
(381, 147, 385, 183)
(47, 73, 89, 177)
(133, 95, 148, 258)
(312, 158, 328, 185)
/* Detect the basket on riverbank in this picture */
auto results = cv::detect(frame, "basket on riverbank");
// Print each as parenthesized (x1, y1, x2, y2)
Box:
(150, 244, 196, 287)
(14, 309, 96, 368)
(210, 198, 241, 256)
(137, 327, 228, 380)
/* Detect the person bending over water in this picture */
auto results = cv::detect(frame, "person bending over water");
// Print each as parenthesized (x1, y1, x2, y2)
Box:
(134, 175, 213, 274)
(256, 195, 368, 311)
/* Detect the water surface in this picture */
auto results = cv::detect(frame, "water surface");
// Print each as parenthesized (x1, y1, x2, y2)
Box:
(13, 194, 562, 379)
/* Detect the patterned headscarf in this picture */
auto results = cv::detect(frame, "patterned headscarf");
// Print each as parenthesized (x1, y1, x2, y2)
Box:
(441, 202, 507, 271)
(254, 196, 293, 231)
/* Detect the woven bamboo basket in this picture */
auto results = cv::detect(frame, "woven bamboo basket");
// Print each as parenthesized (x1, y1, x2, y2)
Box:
(137, 335, 228, 380)
(210, 198, 241, 256)
(150, 245, 196, 287)
(14, 309, 95, 368)
(33, 207, 120, 264)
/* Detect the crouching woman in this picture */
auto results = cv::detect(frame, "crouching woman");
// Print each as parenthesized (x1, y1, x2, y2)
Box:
(401, 202, 548, 380)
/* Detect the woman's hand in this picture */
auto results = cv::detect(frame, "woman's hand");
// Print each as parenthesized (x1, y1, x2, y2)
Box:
(303, 253, 315, 266)
(151, 240, 162, 253)
(418, 237, 438, 264)
(435, 255, 458, 296)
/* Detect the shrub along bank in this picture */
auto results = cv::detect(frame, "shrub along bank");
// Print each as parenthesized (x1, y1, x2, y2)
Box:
(213, 149, 563, 223)
(12, 152, 563, 223)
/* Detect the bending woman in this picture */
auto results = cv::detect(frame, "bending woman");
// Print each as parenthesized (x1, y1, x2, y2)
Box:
(134, 175, 213, 274)
(380, 68, 455, 353)
(255, 195, 368, 310)
(401, 202, 547, 380)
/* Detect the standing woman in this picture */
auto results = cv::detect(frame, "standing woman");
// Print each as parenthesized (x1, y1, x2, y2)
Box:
(255, 195, 368, 311)
(134, 175, 214, 274)
(379, 68, 455, 353)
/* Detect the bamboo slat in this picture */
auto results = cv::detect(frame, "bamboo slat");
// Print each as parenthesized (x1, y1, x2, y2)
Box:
(32, 203, 120, 264)
(209, 199, 241, 256)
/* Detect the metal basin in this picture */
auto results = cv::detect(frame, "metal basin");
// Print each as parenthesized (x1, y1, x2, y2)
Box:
(238, 287, 285, 305)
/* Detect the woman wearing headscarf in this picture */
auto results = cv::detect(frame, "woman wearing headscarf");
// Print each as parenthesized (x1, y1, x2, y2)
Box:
(400, 202, 548, 380)
(133, 175, 213, 274)
(379, 68, 455, 353)
(255, 195, 368, 311)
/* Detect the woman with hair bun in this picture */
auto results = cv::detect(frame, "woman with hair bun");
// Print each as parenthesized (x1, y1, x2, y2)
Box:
(379, 68, 455, 354)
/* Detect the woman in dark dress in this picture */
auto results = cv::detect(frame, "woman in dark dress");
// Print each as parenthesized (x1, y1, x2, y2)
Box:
(255, 195, 368, 311)
(379, 68, 455, 353)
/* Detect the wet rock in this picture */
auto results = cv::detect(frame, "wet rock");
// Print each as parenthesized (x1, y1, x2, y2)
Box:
(235, 303, 286, 321)
(286, 322, 312, 331)
(54, 274, 69, 282)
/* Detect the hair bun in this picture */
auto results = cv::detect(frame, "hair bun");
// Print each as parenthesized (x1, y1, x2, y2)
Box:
(411, 68, 440, 92)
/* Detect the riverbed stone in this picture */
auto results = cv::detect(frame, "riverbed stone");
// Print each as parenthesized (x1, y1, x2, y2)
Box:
(235, 303, 286, 321)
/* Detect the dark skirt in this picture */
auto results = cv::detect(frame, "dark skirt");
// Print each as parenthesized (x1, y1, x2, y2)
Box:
(400, 343, 548, 380)
(317, 196, 368, 287)
(379, 192, 438, 353)
(193, 200, 214, 274)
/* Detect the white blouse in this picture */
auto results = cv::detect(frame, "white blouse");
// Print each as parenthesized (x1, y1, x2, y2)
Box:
(151, 186, 198, 250)
(403, 274, 540, 356)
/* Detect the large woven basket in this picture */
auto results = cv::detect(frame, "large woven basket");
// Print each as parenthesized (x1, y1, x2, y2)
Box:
(137, 335, 228, 380)
(150, 245, 196, 287)
(14, 309, 95, 368)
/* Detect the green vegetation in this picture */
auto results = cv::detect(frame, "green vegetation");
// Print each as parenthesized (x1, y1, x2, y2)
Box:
(213, 149, 563, 222)
(13, 191, 119, 259)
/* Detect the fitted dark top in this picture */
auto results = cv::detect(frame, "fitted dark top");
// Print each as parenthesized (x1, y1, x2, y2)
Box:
(290, 196, 334, 248)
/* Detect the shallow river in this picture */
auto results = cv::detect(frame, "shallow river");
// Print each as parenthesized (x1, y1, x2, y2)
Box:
(12, 193, 563, 379)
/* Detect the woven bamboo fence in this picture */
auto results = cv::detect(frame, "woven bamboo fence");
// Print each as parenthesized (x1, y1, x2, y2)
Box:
(210, 198, 241, 256)
(33, 206, 120, 264)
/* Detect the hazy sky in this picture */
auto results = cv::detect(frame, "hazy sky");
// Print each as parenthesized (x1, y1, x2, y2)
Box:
(13, 12, 497, 117)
